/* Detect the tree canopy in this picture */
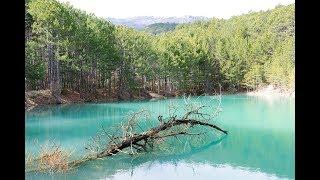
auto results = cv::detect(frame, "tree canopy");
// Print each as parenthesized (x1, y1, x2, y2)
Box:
(25, 0, 295, 100)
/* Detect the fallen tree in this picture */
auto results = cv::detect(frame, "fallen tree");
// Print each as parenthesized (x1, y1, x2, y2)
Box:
(26, 94, 228, 173)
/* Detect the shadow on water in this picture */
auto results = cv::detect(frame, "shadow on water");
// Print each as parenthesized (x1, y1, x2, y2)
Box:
(151, 135, 227, 163)
(25, 135, 228, 180)
(127, 135, 228, 178)
(25, 95, 294, 179)
(80, 135, 228, 177)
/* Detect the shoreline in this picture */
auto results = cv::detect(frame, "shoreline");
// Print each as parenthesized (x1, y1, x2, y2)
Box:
(245, 85, 295, 98)
(25, 89, 165, 111)
(26, 86, 294, 111)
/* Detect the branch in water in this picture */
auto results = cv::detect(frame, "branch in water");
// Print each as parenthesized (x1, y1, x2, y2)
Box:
(69, 117, 227, 168)
(26, 94, 227, 172)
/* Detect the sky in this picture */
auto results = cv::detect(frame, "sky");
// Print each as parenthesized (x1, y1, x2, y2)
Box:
(57, 0, 295, 19)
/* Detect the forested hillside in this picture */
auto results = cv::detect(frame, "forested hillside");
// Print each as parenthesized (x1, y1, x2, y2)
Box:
(25, 0, 295, 103)
(142, 23, 178, 35)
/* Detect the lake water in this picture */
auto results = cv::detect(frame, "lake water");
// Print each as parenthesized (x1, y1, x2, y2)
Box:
(25, 95, 295, 180)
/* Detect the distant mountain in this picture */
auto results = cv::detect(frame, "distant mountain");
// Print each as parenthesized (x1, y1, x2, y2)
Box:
(106, 16, 209, 29)
(142, 22, 178, 35)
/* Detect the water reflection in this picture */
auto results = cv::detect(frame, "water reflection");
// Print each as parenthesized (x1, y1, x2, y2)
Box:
(107, 162, 288, 180)
(25, 95, 294, 180)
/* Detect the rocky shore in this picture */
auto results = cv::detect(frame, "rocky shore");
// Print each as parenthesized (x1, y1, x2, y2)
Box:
(246, 85, 295, 98)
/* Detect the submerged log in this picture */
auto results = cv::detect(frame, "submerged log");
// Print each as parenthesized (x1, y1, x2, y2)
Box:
(69, 117, 227, 168)
(26, 95, 227, 173)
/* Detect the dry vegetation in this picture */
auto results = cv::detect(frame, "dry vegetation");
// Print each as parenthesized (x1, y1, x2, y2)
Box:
(26, 140, 74, 173)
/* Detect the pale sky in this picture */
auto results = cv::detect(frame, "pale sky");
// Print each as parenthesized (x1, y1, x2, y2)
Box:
(57, 0, 295, 19)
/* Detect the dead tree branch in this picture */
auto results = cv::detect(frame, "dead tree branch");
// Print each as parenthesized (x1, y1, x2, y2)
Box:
(26, 94, 227, 173)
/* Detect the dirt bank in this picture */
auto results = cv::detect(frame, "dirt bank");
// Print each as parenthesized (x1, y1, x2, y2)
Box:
(25, 89, 164, 110)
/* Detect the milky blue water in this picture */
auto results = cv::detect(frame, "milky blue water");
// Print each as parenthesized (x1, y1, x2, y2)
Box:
(25, 95, 295, 180)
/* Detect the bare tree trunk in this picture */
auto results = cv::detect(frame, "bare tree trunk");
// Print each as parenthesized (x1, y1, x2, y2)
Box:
(117, 63, 124, 100)
(143, 75, 146, 90)
(168, 78, 172, 93)
(47, 43, 61, 104)
(151, 78, 155, 92)
(90, 60, 97, 94)
(164, 76, 168, 93)
(26, 95, 227, 173)
(113, 72, 116, 95)
(79, 60, 85, 99)
(157, 78, 160, 94)
(205, 78, 212, 94)
(69, 117, 227, 168)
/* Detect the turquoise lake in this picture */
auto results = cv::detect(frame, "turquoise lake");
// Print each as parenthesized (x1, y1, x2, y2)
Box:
(25, 95, 295, 180)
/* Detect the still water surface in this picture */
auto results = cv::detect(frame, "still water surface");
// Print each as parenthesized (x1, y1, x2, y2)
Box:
(25, 95, 294, 180)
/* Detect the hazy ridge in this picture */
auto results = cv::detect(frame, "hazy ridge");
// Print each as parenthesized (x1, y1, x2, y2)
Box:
(106, 16, 210, 29)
